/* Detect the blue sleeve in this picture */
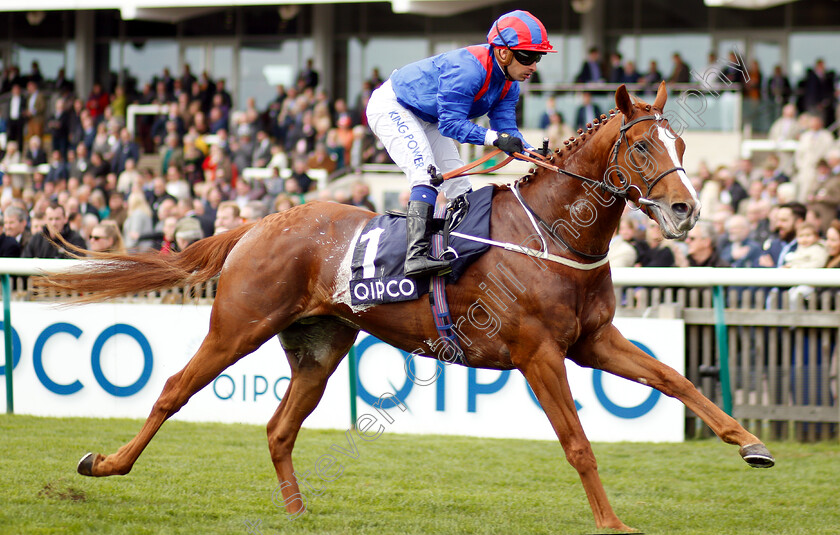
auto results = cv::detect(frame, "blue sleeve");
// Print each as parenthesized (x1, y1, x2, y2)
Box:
(435, 62, 491, 146)
(488, 85, 532, 149)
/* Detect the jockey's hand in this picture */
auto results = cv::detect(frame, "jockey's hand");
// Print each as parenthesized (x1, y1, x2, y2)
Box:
(493, 133, 524, 156)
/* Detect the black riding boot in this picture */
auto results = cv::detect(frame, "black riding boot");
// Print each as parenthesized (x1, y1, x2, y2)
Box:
(404, 201, 452, 278)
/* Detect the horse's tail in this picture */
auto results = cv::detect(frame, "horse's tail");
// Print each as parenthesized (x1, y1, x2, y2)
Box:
(37, 222, 257, 304)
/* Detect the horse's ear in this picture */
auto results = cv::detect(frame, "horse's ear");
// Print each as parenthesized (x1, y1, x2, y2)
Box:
(615, 84, 632, 117)
(653, 81, 668, 110)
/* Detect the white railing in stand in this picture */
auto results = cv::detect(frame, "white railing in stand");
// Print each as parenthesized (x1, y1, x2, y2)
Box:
(611, 267, 840, 287)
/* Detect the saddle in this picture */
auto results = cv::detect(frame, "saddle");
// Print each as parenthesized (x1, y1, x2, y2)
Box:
(349, 186, 493, 306)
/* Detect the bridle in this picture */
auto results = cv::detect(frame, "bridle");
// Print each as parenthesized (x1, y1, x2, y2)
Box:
(603, 112, 686, 208)
(510, 111, 685, 262)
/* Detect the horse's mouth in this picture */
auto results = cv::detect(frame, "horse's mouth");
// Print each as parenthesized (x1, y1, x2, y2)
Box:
(648, 201, 698, 240)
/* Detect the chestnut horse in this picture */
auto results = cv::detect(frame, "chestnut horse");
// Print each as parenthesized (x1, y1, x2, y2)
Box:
(42, 83, 773, 532)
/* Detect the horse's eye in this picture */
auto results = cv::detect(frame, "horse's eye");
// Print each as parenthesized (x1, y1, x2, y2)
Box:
(634, 141, 648, 154)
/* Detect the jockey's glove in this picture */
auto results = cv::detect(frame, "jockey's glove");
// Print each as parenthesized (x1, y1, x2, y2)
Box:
(493, 132, 524, 156)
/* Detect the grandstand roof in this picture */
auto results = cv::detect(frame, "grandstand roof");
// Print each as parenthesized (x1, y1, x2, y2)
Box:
(0, 0, 506, 22)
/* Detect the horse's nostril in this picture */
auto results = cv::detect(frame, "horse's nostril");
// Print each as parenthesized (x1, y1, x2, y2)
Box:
(672, 203, 690, 217)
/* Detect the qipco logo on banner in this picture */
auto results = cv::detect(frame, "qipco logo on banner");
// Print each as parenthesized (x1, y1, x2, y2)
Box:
(352, 337, 661, 419)
(1, 322, 154, 397)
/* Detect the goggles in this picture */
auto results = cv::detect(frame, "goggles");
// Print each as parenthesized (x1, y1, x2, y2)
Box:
(512, 50, 543, 66)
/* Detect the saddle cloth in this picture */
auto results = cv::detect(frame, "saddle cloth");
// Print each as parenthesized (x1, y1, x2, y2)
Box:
(349, 186, 493, 305)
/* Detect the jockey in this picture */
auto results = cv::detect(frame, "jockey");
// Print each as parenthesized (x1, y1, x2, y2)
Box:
(366, 10, 556, 278)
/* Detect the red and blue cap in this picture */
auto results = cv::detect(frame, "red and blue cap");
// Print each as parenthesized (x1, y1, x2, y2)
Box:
(487, 10, 556, 53)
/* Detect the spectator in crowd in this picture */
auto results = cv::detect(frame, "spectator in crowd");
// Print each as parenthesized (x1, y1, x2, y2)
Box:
(675, 220, 729, 267)
(766, 65, 792, 114)
(214, 201, 243, 234)
(47, 97, 72, 158)
(545, 112, 574, 151)
(760, 201, 806, 267)
(6, 83, 25, 149)
(289, 157, 314, 193)
(781, 222, 827, 268)
(607, 52, 625, 84)
(29, 210, 45, 236)
(240, 200, 267, 223)
(641, 60, 663, 90)
(145, 176, 177, 226)
(538, 96, 558, 129)
(86, 82, 110, 123)
(801, 58, 836, 128)
(349, 181, 376, 212)
(89, 189, 109, 220)
(22, 202, 86, 258)
(608, 225, 637, 268)
(251, 130, 273, 168)
(174, 216, 204, 251)
(717, 166, 748, 213)
(25, 80, 47, 138)
(806, 155, 840, 233)
(45, 150, 68, 184)
(667, 53, 690, 84)
(272, 194, 296, 214)
(25, 135, 47, 167)
(106, 190, 129, 228)
(636, 223, 675, 267)
(575, 91, 602, 131)
(0, 211, 22, 257)
(138, 214, 177, 253)
(1, 141, 22, 174)
(111, 127, 140, 175)
(618, 214, 648, 260)
(123, 190, 155, 252)
(88, 220, 127, 254)
(575, 47, 604, 83)
(824, 220, 840, 268)
(3, 205, 30, 250)
(307, 142, 337, 174)
(743, 198, 773, 245)
(794, 114, 834, 202)
(622, 60, 640, 84)
(720, 214, 764, 267)
(768, 103, 800, 143)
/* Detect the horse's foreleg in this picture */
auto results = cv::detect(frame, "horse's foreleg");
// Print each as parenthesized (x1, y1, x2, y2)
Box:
(266, 319, 359, 518)
(578, 324, 774, 467)
(78, 321, 278, 478)
(520, 341, 635, 533)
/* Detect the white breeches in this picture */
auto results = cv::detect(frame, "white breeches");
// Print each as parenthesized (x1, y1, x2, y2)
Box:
(366, 79, 471, 199)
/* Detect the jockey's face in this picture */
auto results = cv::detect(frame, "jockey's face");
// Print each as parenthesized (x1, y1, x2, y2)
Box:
(506, 53, 539, 82)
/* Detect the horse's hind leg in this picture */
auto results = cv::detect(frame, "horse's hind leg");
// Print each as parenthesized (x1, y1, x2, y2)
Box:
(519, 338, 635, 533)
(78, 304, 284, 478)
(265, 317, 359, 518)
(578, 324, 774, 467)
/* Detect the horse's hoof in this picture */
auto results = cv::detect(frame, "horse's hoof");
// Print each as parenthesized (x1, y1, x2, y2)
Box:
(739, 443, 775, 468)
(77, 452, 97, 476)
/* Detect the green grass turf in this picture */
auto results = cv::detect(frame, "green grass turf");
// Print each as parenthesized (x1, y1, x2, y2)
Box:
(0, 414, 838, 534)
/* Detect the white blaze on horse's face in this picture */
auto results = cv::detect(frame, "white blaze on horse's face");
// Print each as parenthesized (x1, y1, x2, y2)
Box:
(655, 125, 701, 234)
(656, 126, 698, 204)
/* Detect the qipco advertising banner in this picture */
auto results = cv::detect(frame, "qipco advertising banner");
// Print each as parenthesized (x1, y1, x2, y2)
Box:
(0, 302, 350, 429)
(1, 303, 684, 442)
